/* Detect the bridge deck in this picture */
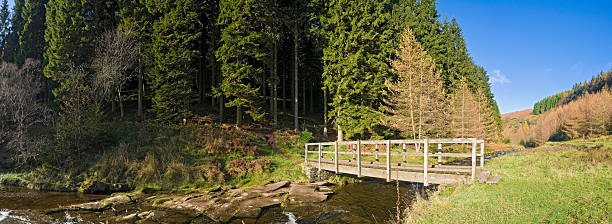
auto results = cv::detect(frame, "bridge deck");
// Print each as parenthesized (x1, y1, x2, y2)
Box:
(305, 138, 485, 186)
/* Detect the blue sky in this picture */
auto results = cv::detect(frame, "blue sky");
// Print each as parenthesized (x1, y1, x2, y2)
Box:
(436, 0, 612, 113)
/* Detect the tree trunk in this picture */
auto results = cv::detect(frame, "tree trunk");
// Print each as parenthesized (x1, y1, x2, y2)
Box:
(294, 21, 299, 131)
(337, 110, 343, 141)
(324, 87, 328, 137)
(118, 89, 124, 119)
(236, 106, 241, 129)
(219, 95, 224, 121)
(273, 38, 278, 124)
(137, 61, 143, 119)
(309, 81, 313, 113)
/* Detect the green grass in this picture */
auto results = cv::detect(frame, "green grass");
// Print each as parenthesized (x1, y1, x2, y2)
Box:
(403, 136, 611, 224)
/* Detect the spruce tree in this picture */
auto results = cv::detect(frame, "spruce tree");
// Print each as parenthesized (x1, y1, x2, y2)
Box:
(44, 0, 116, 100)
(0, 0, 10, 60)
(148, 0, 204, 122)
(216, 0, 269, 127)
(4, 0, 25, 64)
(19, 0, 47, 63)
(318, 0, 394, 139)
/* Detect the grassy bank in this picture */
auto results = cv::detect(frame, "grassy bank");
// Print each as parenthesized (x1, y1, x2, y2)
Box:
(403, 136, 611, 223)
(0, 121, 311, 192)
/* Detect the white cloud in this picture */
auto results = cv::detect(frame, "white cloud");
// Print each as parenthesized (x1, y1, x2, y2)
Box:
(489, 69, 510, 85)
(570, 62, 584, 74)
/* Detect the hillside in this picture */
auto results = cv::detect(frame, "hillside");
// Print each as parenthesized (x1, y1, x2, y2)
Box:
(501, 109, 532, 120)
(533, 69, 612, 114)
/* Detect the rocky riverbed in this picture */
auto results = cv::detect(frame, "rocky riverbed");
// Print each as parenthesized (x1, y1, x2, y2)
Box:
(38, 181, 336, 223)
(1, 179, 422, 223)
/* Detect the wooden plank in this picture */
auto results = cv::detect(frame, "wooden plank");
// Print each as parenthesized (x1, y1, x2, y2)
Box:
(308, 161, 466, 184)
(424, 139, 429, 186)
(357, 140, 361, 177)
(352, 144, 356, 160)
(307, 159, 474, 174)
(386, 140, 391, 182)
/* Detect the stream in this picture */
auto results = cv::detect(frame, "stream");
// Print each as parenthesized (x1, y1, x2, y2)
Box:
(0, 181, 424, 224)
(0, 149, 522, 223)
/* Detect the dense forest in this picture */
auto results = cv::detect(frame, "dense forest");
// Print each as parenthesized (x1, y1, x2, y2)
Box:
(0, 0, 502, 189)
(504, 69, 612, 146)
(533, 69, 612, 114)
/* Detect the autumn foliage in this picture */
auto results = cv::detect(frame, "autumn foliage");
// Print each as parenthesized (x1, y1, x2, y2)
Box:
(504, 87, 612, 145)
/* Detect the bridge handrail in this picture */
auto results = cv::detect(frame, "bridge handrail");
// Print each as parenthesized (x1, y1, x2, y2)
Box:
(304, 138, 485, 186)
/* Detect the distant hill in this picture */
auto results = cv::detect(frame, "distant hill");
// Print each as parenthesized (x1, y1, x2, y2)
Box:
(533, 69, 612, 114)
(501, 109, 533, 120)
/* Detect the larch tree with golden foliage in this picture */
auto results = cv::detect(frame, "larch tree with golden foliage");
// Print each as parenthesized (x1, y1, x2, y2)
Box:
(449, 79, 480, 138)
(385, 28, 446, 139)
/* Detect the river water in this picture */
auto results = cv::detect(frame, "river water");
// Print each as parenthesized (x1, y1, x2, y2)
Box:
(0, 180, 424, 224)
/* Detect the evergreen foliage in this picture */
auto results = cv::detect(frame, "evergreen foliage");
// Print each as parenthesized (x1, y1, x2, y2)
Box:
(318, 0, 394, 139)
(19, 0, 47, 63)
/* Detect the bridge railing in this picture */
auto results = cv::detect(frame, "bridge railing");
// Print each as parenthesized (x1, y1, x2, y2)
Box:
(304, 138, 485, 186)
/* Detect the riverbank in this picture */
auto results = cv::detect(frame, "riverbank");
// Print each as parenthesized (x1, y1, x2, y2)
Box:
(402, 136, 612, 223)
(1, 122, 314, 193)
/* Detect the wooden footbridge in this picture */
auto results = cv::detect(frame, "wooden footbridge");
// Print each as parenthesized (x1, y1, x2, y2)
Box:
(304, 138, 485, 186)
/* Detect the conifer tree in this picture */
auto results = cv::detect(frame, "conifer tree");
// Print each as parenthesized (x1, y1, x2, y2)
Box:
(449, 79, 479, 138)
(19, 0, 47, 63)
(4, 0, 25, 64)
(148, 0, 204, 122)
(44, 0, 116, 100)
(319, 0, 394, 139)
(0, 0, 10, 59)
(386, 28, 446, 139)
(216, 0, 269, 127)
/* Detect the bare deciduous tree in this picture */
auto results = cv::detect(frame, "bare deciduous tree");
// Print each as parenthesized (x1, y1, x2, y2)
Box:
(0, 60, 52, 165)
(92, 27, 141, 119)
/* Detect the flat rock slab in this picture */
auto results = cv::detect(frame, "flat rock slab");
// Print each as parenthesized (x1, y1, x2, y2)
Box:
(486, 176, 502, 184)
(289, 184, 329, 203)
(477, 170, 491, 183)
(247, 181, 290, 193)
(312, 181, 333, 186)
(235, 197, 283, 218)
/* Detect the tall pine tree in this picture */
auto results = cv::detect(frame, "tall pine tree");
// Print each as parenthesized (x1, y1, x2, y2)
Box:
(19, 0, 47, 63)
(319, 0, 394, 139)
(216, 0, 269, 127)
(4, 0, 25, 64)
(148, 0, 204, 122)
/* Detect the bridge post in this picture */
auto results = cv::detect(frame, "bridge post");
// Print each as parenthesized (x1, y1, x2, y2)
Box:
(334, 141, 339, 173)
(375, 144, 379, 162)
(352, 144, 356, 161)
(471, 139, 477, 181)
(424, 139, 429, 186)
(386, 140, 391, 182)
(305, 144, 308, 164)
(318, 143, 322, 171)
(357, 140, 361, 177)
(480, 141, 485, 168)
(437, 143, 442, 166)
(402, 143, 407, 163)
